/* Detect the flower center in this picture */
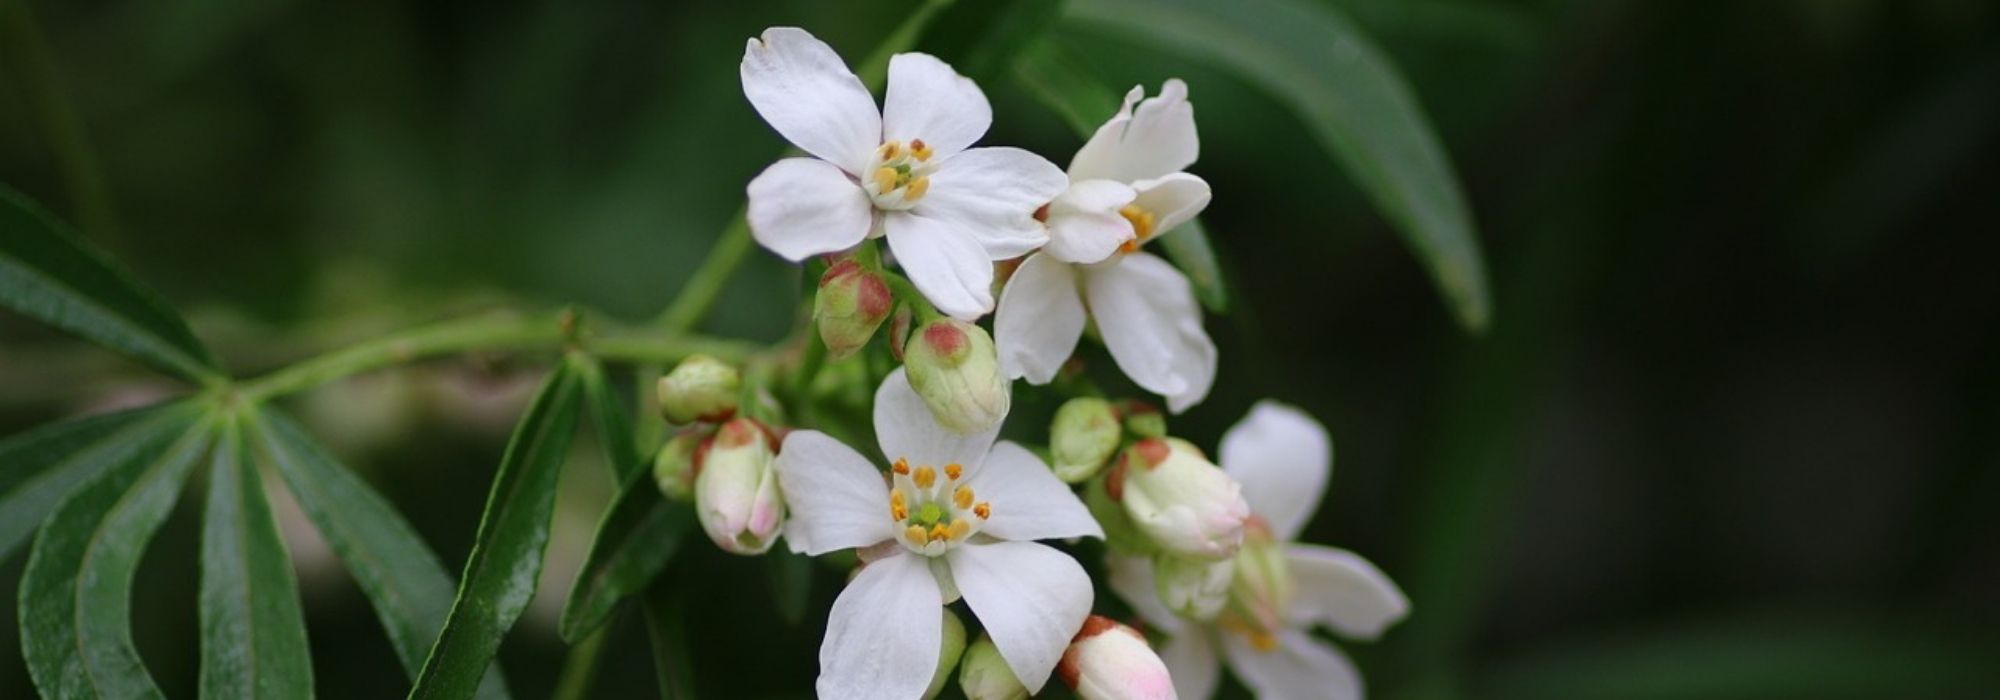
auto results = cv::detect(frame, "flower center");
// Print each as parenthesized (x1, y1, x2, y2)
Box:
(1216, 516, 1292, 652)
(864, 139, 937, 211)
(1117, 204, 1158, 253)
(888, 458, 990, 556)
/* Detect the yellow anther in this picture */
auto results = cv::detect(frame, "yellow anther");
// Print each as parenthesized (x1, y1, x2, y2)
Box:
(902, 176, 929, 201)
(873, 167, 899, 193)
(944, 463, 963, 481)
(905, 525, 930, 546)
(893, 458, 910, 475)
(1250, 632, 1279, 652)
(880, 141, 902, 160)
(1118, 205, 1157, 252)
(913, 466, 936, 489)
(953, 485, 975, 510)
(911, 139, 931, 161)
(928, 523, 951, 542)
(889, 490, 907, 520)
(973, 502, 991, 520)
(948, 519, 971, 540)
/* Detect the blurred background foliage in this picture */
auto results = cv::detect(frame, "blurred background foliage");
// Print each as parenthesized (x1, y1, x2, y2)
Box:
(3, 0, 1999, 698)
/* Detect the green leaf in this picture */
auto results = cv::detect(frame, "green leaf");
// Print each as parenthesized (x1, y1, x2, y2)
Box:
(0, 185, 222, 381)
(1014, 37, 1231, 312)
(642, 580, 697, 700)
(559, 467, 694, 643)
(0, 401, 199, 562)
(18, 415, 213, 699)
(766, 549, 813, 627)
(410, 358, 584, 699)
(251, 408, 511, 699)
(576, 354, 643, 480)
(199, 414, 313, 698)
(1064, 0, 1492, 331)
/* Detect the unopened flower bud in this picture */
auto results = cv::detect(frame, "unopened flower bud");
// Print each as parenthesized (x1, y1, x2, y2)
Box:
(658, 355, 740, 424)
(1108, 437, 1249, 561)
(1218, 517, 1295, 652)
(814, 258, 893, 360)
(888, 303, 914, 361)
(958, 633, 1028, 700)
(1118, 400, 1167, 439)
(694, 418, 783, 554)
(927, 609, 968, 700)
(652, 429, 706, 501)
(1057, 616, 1177, 700)
(1051, 397, 1122, 483)
(903, 318, 1010, 433)
(1154, 553, 1234, 620)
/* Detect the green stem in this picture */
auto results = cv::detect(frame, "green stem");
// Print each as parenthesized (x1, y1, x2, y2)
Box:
(656, 211, 753, 332)
(855, 0, 958, 91)
(0, 0, 121, 249)
(551, 625, 614, 700)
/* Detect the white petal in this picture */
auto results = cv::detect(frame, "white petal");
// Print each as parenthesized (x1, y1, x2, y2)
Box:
(1219, 402, 1331, 540)
(1159, 630, 1223, 700)
(1105, 553, 1182, 634)
(1285, 545, 1409, 640)
(873, 368, 999, 470)
(817, 552, 943, 700)
(1130, 172, 1212, 241)
(881, 52, 990, 160)
(948, 541, 1094, 693)
(1084, 253, 1218, 413)
(966, 441, 1103, 541)
(884, 211, 995, 320)
(919, 147, 1066, 259)
(1043, 179, 1138, 265)
(1068, 79, 1199, 183)
(746, 158, 874, 262)
(1219, 629, 1362, 700)
(740, 27, 882, 174)
(994, 253, 1085, 384)
(774, 430, 894, 556)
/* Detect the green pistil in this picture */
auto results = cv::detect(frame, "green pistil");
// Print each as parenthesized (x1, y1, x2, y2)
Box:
(916, 502, 944, 526)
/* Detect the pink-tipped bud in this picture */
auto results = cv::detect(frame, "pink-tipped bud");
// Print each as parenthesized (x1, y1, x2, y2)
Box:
(903, 318, 1010, 433)
(1057, 616, 1178, 700)
(814, 258, 893, 360)
(658, 354, 740, 424)
(693, 418, 783, 555)
(1112, 438, 1250, 561)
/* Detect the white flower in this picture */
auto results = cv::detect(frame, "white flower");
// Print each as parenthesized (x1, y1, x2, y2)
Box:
(995, 80, 1217, 412)
(775, 368, 1105, 700)
(1108, 402, 1409, 700)
(741, 27, 1067, 319)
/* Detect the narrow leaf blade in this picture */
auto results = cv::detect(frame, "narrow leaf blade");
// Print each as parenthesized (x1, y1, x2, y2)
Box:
(558, 467, 694, 643)
(1064, 0, 1492, 331)
(0, 401, 197, 561)
(200, 414, 314, 698)
(18, 416, 213, 699)
(0, 185, 222, 380)
(409, 359, 584, 699)
(252, 408, 512, 699)
(576, 355, 643, 480)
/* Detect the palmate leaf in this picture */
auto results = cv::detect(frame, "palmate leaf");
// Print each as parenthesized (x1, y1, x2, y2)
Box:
(199, 414, 313, 698)
(0, 400, 201, 562)
(0, 185, 223, 382)
(1064, 0, 1493, 332)
(18, 414, 214, 699)
(558, 466, 695, 643)
(409, 357, 584, 700)
(250, 408, 511, 699)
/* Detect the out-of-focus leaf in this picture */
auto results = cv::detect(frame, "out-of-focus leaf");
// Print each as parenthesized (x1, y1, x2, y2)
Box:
(410, 358, 583, 699)
(643, 578, 697, 700)
(559, 467, 695, 643)
(766, 549, 813, 627)
(199, 414, 313, 698)
(0, 401, 198, 561)
(1065, 0, 1492, 332)
(577, 354, 643, 480)
(0, 185, 223, 381)
(950, 0, 1064, 83)
(1015, 38, 1231, 312)
(252, 409, 511, 699)
(18, 416, 213, 699)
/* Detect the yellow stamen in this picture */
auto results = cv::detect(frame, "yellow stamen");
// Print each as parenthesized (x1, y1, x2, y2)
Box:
(913, 466, 936, 489)
(1250, 632, 1279, 652)
(973, 502, 991, 520)
(905, 525, 929, 546)
(880, 141, 901, 160)
(1118, 205, 1157, 252)
(928, 523, 951, 542)
(948, 519, 971, 540)
(873, 167, 899, 193)
(893, 458, 910, 475)
(911, 139, 932, 161)
(943, 463, 962, 481)
(889, 490, 907, 521)
(953, 485, 974, 510)
(902, 176, 929, 201)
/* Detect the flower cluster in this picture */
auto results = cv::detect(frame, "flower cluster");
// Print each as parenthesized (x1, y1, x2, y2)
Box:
(645, 25, 1410, 699)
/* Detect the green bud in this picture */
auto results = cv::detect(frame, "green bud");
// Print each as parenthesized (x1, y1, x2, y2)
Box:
(658, 354, 741, 424)
(1085, 474, 1152, 557)
(1050, 397, 1122, 483)
(926, 609, 968, 700)
(903, 318, 1010, 433)
(958, 633, 1028, 700)
(814, 257, 893, 360)
(651, 429, 705, 501)
(1118, 400, 1167, 439)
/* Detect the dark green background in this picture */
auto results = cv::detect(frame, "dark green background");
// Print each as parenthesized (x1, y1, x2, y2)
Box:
(3, 0, 1998, 697)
